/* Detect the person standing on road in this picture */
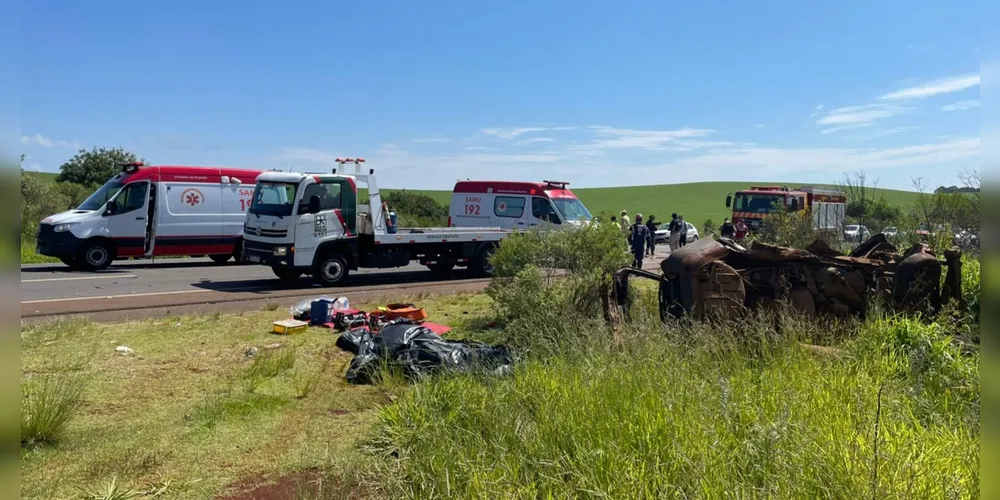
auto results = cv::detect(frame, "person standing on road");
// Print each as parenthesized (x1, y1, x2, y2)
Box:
(630, 214, 650, 268)
(645, 215, 657, 256)
(668, 213, 680, 251)
(720, 218, 735, 238)
(619, 210, 631, 245)
(678, 215, 688, 247)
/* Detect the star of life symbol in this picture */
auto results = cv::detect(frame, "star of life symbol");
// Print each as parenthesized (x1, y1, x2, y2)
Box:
(181, 188, 204, 207)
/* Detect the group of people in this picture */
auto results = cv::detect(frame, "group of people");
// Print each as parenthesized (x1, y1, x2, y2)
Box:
(598, 210, 752, 269)
(718, 217, 749, 240)
(611, 211, 690, 269)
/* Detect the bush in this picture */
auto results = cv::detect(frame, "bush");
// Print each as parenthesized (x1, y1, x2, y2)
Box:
(485, 220, 630, 353)
(383, 190, 449, 227)
(21, 374, 88, 447)
(755, 207, 824, 248)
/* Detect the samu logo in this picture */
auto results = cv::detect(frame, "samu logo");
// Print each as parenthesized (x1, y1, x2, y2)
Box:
(180, 188, 204, 207)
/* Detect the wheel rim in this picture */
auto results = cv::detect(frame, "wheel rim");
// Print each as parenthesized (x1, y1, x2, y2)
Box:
(86, 247, 108, 267)
(322, 260, 344, 282)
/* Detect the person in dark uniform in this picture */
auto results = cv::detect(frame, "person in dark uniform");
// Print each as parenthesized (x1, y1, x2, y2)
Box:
(645, 215, 657, 256)
(677, 215, 688, 247)
(630, 214, 650, 268)
(720, 218, 735, 238)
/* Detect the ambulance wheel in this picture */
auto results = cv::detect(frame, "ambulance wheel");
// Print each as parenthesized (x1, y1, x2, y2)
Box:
(231, 240, 245, 264)
(209, 254, 232, 264)
(78, 241, 113, 271)
(272, 266, 302, 281)
(313, 253, 349, 286)
(469, 245, 496, 277)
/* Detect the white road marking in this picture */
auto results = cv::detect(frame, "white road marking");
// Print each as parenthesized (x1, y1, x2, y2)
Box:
(21, 274, 138, 284)
(20, 286, 268, 305)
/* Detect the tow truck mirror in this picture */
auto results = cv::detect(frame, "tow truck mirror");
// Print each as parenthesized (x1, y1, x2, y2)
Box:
(725, 195, 732, 208)
(104, 201, 120, 216)
(307, 195, 321, 214)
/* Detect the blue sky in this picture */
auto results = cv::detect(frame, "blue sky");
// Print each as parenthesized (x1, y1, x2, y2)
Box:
(19, 0, 982, 190)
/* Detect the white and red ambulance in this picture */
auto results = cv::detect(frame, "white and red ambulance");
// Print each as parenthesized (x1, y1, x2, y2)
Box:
(448, 180, 593, 230)
(36, 162, 265, 270)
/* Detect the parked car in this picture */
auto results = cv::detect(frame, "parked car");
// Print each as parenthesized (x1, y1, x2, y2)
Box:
(654, 221, 700, 244)
(882, 226, 898, 238)
(843, 224, 870, 242)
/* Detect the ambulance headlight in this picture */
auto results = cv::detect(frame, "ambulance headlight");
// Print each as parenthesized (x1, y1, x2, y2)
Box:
(53, 223, 79, 233)
(273, 246, 288, 256)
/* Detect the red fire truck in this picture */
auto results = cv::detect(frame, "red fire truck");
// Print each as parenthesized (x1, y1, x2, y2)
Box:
(725, 185, 846, 232)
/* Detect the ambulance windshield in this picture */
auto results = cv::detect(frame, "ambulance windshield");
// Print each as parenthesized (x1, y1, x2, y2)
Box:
(552, 197, 593, 222)
(77, 177, 125, 211)
(250, 182, 298, 217)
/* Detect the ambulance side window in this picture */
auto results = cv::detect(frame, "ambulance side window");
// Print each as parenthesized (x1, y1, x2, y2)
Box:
(117, 183, 148, 214)
(299, 182, 343, 213)
(494, 196, 525, 218)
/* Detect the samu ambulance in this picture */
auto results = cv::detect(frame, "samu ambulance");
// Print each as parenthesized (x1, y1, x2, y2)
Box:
(448, 180, 593, 230)
(35, 162, 265, 270)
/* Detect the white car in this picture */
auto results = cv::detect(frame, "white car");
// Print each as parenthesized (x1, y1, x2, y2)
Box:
(843, 224, 871, 242)
(882, 226, 898, 238)
(654, 221, 699, 244)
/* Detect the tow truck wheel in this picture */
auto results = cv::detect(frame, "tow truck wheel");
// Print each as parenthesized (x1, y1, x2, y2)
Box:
(272, 266, 302, 281)
(469, 245, 496, 277)
(209, 254, 232, 264)
(79, 241, 113, 271)
(313, 253, 349, 286)
(426, 262, 455, 273)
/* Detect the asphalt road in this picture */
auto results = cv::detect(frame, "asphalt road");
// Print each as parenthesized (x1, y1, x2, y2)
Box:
(21, 250, 670, 322)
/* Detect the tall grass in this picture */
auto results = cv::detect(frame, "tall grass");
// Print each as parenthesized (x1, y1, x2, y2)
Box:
(370, 315, 978, 498)
(21, 374, 88, 447)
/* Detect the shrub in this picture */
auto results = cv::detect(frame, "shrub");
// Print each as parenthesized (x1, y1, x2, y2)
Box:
(21, 374, 88, 447)
(485, 220, 630, 353)
(241, 348, 297, 392)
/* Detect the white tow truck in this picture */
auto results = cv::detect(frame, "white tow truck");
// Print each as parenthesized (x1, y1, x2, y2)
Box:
(241, 158, 508, 286)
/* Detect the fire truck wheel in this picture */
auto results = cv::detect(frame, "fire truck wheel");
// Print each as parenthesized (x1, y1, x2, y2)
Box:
(79, 241, 113, 271)
(313, 253, 349, 286)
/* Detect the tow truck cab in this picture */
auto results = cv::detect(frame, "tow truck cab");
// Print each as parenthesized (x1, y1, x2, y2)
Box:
(35, 162, 264, 270)
(242, 159, 507, 286)
(448, 180, 593, 230)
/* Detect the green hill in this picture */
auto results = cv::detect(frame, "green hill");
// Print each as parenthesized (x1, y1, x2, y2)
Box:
(381, 181, 921, 227)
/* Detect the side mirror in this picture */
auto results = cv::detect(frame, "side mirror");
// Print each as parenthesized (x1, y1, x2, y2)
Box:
(105, 201, 120, 216)
(307, 195, 321, 214)
(725, 195, 732, 208)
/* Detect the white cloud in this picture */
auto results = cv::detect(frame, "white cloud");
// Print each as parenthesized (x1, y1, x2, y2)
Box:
(820, 123, 873, 135)
(580, 126, 720, 151)
(20, 133, 81, 149)
(411, 137, 450, 143)
(841, 126, 919, 141)
(815, 104, 912, 133)
(878, 73, 980, 100)
(479, 126, 578, 140)
(941, 100, 980, 112)
(515, 137, 556, 145)
(815, 104, 825, 111)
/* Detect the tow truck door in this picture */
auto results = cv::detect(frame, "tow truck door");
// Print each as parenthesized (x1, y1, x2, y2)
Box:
(293, 179, 355, 267)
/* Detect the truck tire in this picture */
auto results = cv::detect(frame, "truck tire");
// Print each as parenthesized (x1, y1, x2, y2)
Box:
(272, 266, 303, 281)
(60, 256, 81, 269)
(313, 253, 350, 286)
(469, 245, 496, 277)
(78, 241, 113, 271)
(209, 254, 232, 264)
(426, 262, 455, 273)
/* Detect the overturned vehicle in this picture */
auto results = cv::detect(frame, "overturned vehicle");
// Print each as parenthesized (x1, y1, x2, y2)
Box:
(610, 235, 963, 322)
